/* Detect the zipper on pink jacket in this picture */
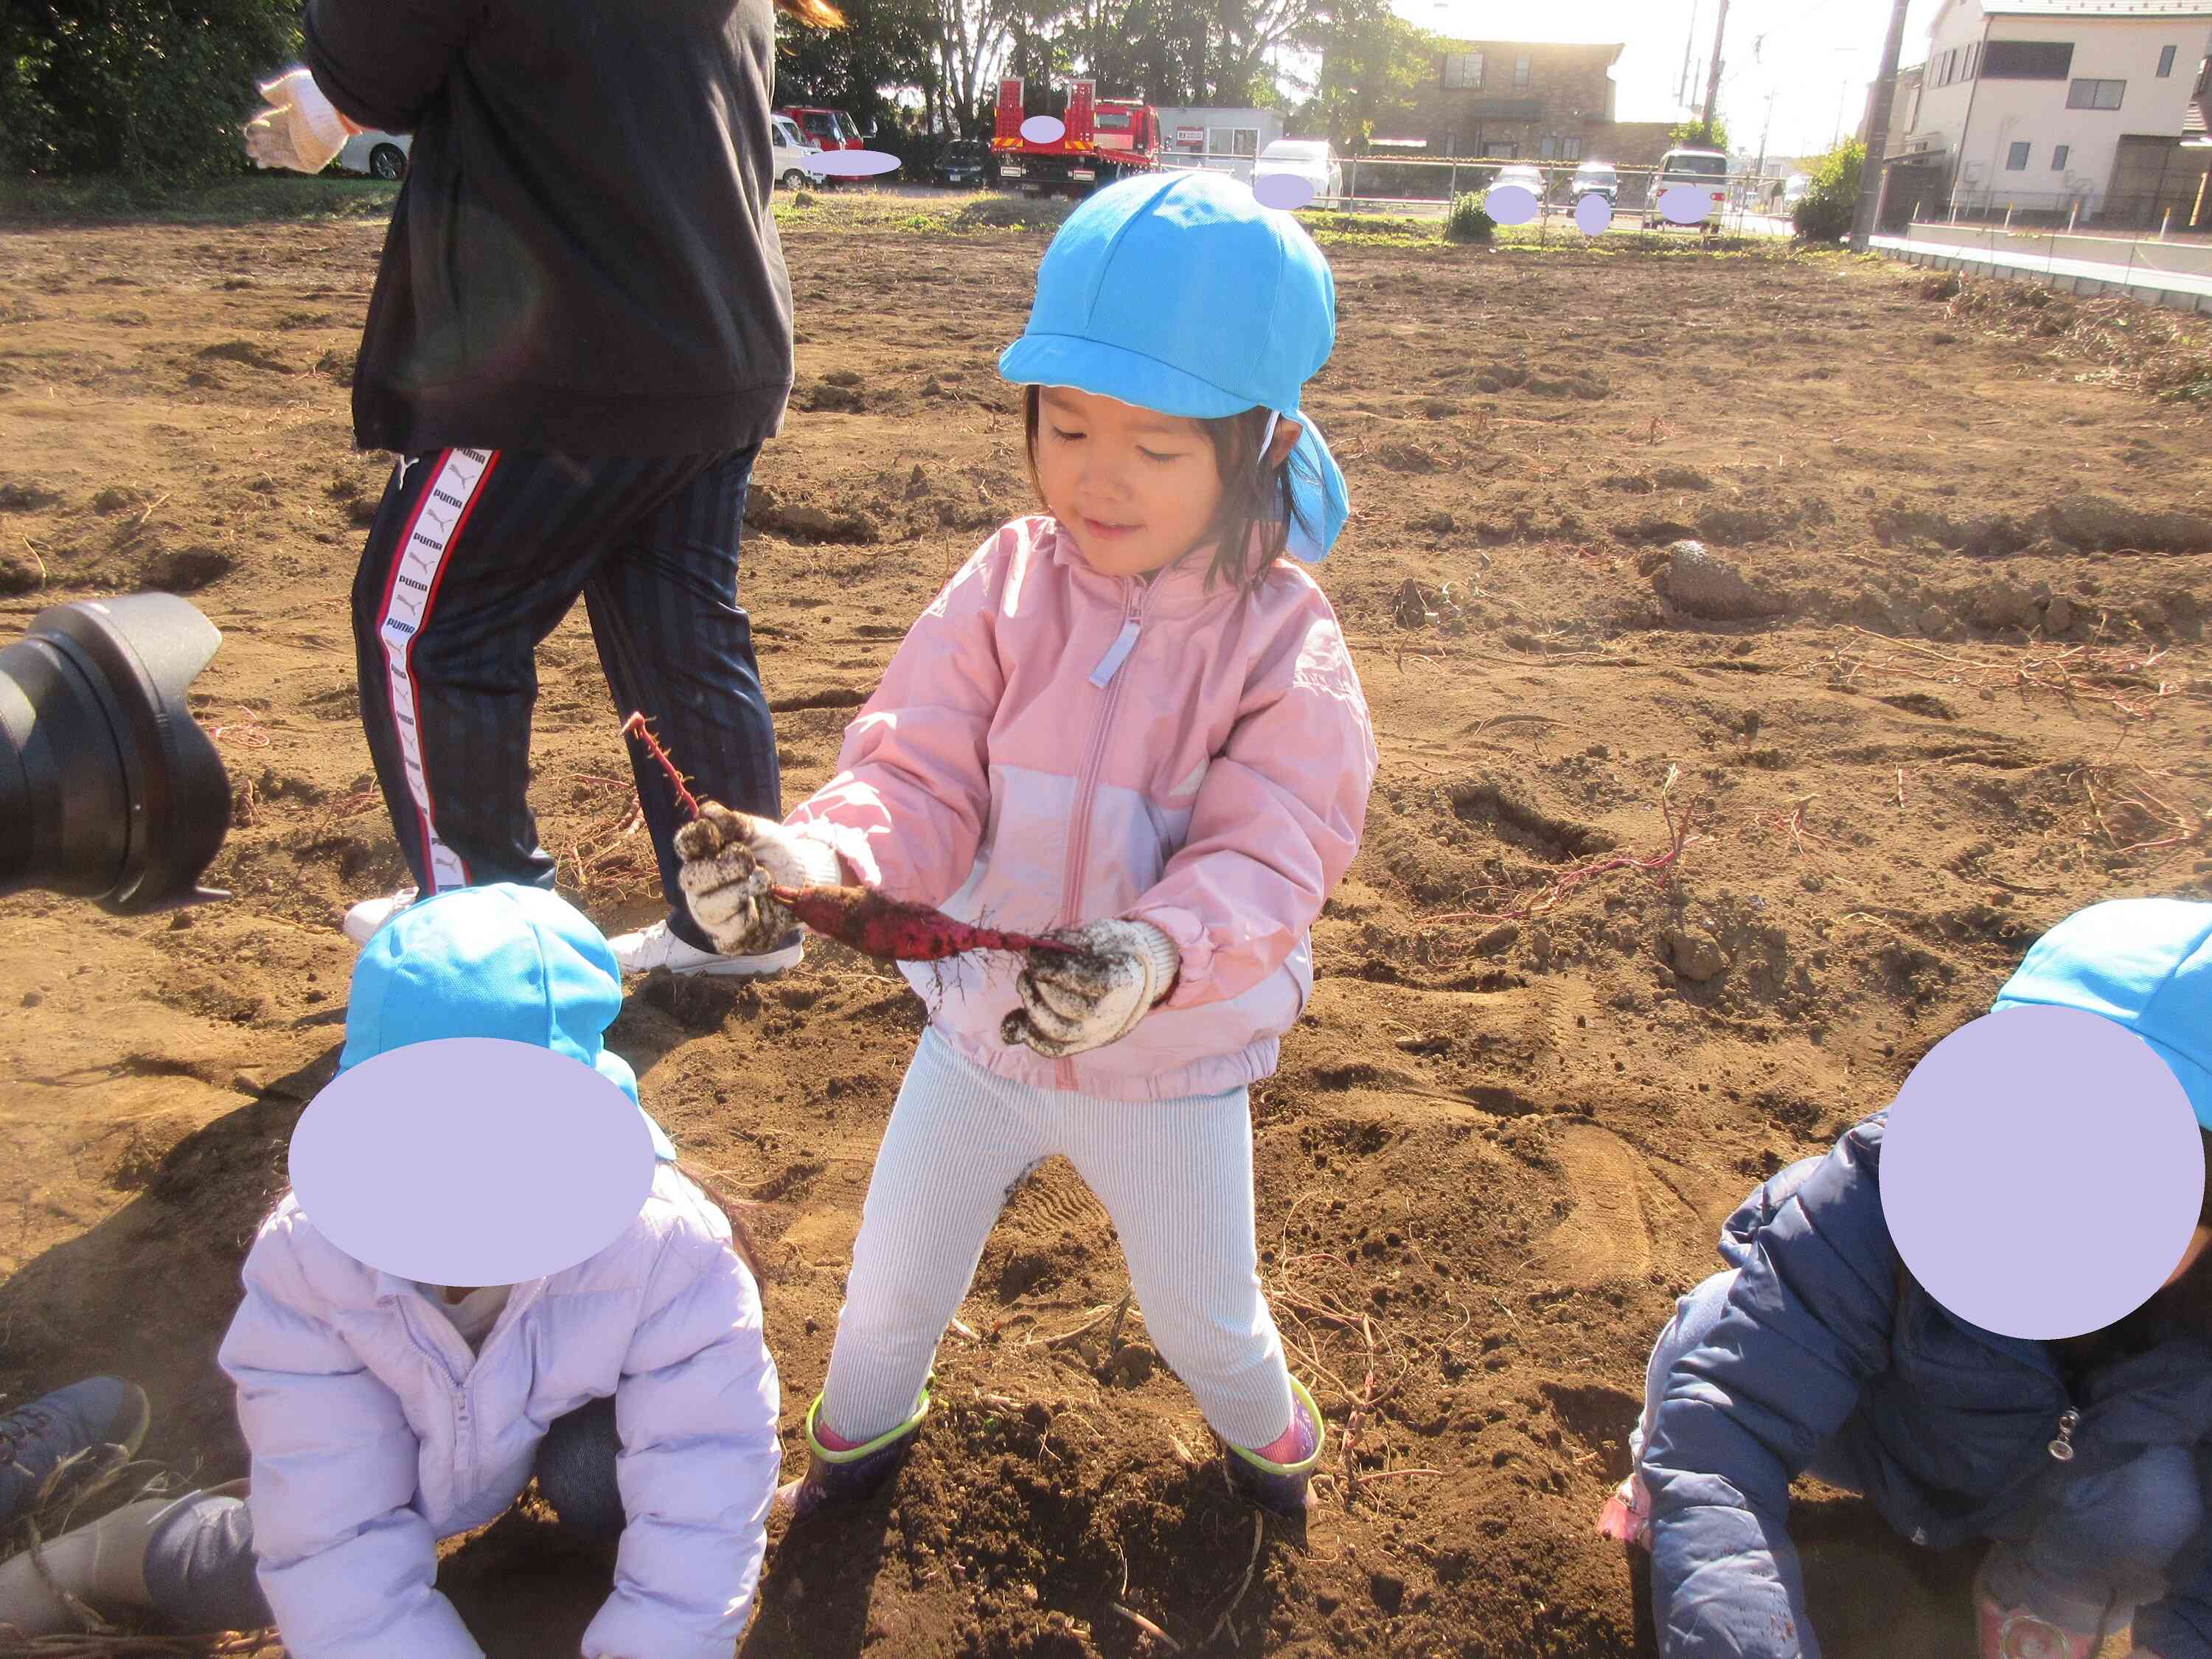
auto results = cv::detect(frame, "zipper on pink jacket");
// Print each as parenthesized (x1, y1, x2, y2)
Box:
(1055, 576, 1158, 1087)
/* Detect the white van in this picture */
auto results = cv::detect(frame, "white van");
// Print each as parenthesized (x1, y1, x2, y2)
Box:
(1655, 147, 1729, 229)
(771, 114, 825, 190)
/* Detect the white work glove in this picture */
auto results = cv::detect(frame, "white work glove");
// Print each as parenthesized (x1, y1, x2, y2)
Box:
(1001, 919, 1181, 1058)
(674, 801, 844, 956)
(243, 69, 349, 175)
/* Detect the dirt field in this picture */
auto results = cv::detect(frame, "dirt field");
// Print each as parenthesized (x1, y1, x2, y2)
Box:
(3, 195, 2211, 1658)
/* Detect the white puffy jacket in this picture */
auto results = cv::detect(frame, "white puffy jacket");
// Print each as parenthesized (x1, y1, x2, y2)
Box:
(215, 1161, 779, 1659)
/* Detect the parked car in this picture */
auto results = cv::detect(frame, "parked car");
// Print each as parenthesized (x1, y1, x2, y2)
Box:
(1486, 162, 1548, 212)
(778, 106, 872, 150)
(1252, 139, 1342, 204)
(331, 129, 410, 179)
(770, 114, 825, 190)
(935, 138, 992, 189)
(1570, 160, 1619, 205)
(1653, 146, 1729, 229)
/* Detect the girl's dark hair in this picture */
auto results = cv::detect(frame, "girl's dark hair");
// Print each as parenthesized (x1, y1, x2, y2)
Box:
(774, 0, 846, 27)
(1021, 385, 1314, 591)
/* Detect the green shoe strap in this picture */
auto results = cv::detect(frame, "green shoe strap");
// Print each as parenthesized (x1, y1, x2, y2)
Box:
(1228, 1376, 1326, 1477)
(804, 1380, 932, 1465)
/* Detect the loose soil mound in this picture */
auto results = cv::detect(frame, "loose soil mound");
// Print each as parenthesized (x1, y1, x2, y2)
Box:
(1, 211, 2206, 1658)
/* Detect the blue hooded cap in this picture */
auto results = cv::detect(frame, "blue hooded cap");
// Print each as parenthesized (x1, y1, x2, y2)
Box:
(997, 170, 1349, 561)
(1992, 897, 2212, 1130)
(340, 883, 676, 1161)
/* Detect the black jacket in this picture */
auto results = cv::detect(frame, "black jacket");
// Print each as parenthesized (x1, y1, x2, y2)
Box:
(304, 0, 795, 456)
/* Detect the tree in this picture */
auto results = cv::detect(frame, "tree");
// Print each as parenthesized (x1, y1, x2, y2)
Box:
(1289, 0, 1436, 154)
(1792, 137, 1864, 240)
(930, 0, 1023, 135)
(775, 0, 936, 133)
(4, 0, 302, 182)
(1669, 115, 1731, 153)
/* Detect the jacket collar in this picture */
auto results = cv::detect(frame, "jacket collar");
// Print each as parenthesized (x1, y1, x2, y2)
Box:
(1038, 515, 1256, 619)
(374, 1268, 550, 1321)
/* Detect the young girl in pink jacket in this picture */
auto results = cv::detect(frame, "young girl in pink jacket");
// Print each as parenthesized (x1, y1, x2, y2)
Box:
(675, 170, 1378, 1518)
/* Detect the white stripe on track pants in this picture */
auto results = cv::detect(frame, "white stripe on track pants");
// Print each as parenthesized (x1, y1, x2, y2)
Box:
(818, 1026, 1298, 1451)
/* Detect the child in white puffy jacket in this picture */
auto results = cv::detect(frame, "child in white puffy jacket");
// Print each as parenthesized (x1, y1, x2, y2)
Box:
(0, 885, 779, 1659)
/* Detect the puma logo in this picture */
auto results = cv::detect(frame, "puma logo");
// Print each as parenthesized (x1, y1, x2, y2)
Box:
(394, 454, 422, 490)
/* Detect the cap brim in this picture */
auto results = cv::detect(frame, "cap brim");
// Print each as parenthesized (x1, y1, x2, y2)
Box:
(291, 1037, 659, 1284)
(998, 333, 1248, 419)
(1994, 990, 2212, 1132)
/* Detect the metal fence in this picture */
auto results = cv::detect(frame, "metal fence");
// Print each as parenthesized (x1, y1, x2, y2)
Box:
(1156, 154, 1794, 232)
(1899, 184, 2212, 239)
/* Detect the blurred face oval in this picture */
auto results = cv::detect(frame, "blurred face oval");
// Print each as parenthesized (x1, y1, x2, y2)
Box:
(1660, 184, 1711, 225)
(1486, 184, 1539, 226)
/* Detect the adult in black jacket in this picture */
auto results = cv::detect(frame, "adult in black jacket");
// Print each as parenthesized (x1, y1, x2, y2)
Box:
(268, 0, 844, 976)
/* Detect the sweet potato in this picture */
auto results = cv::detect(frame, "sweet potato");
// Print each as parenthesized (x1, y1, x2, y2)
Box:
(769, 883, 1078, 963)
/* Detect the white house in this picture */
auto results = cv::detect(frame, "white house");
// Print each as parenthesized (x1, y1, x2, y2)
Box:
(1894, 0, 2212, 221)
(1150, 107, 1287, 183)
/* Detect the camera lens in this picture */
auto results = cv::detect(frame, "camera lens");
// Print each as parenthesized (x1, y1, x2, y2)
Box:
(0, 594, 232, 913)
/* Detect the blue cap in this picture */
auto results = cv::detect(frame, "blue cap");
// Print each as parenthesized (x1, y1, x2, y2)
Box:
(1992, 897, 2212, 1130)
(997, 170, 1349, 562)
(341, 884, 677, 1161)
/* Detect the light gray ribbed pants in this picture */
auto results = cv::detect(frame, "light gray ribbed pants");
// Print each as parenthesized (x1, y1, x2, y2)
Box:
(818, 1026, 1297, 1450)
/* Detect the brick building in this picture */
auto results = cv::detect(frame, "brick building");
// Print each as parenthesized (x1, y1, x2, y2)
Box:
(1404, 38, 1663, 164)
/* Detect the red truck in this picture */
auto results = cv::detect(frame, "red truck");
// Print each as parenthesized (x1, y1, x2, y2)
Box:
(992, 78, 1159, 198)
(776, 105, 876, 184)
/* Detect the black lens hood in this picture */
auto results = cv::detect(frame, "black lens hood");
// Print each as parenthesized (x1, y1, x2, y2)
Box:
(2, 594, 232, 913)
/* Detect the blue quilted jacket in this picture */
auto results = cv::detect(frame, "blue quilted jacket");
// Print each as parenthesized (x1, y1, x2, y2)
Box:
(1645, 1112, 2212, 1659)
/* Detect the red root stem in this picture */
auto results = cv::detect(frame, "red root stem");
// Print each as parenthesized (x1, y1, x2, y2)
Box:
(621, 711, 701, 819)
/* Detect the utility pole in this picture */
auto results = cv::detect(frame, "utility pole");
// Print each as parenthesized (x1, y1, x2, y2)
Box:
(1849, 0, 1915, 251)
(1756, 83, 1777, 206)
(1701, 0, 1730, 136)
(1678, 0, 1702, 109)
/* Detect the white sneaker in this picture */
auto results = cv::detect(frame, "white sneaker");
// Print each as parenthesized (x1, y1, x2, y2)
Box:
(608, 920, 804, 978)
(342, 887, 417, 945)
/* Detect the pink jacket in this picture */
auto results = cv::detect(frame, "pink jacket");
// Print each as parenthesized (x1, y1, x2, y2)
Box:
(787, 515, 1377, 1101)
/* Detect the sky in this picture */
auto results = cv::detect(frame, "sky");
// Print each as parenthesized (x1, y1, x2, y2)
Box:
(1384, 0, 1951, 159)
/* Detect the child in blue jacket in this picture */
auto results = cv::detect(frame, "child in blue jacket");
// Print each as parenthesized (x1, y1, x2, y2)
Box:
(1606, 897, 2212, 1659)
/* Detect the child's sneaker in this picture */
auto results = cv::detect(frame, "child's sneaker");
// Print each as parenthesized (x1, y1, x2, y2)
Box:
(0, 1490, 187, 1635)
(1225, 1377, 1326, 1517)
(1975, 1548, 2111, 1659)
(608, 919, 803, 978)
(0, 1377, 150, 1531)
(774, 1389, 928, 1523)
(1975, 1595, 2102, 1659)
(341, 887, 417, 945)
(1597, 1471, 1653, 1552)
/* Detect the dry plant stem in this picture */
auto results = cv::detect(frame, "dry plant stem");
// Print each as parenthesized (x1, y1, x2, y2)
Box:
(1425, 769, 1700, 928)
(1205, 1513, 1265, 1646)
(1110, 1604, 1183, 1652)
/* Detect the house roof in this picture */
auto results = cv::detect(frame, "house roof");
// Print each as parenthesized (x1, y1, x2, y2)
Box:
(1980, 0, 2212, 15)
